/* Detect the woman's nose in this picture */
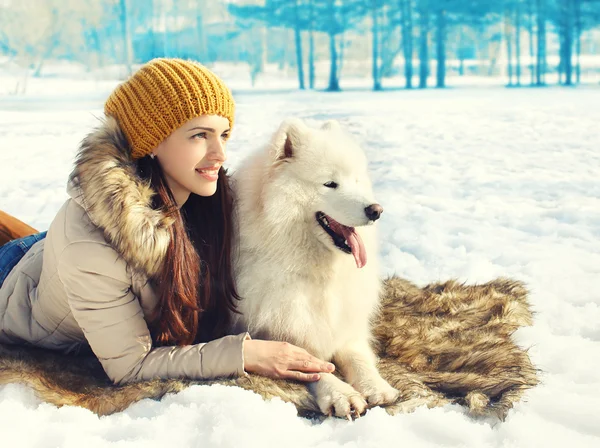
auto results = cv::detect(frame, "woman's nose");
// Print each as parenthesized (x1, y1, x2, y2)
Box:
(210, 138, 227, 162)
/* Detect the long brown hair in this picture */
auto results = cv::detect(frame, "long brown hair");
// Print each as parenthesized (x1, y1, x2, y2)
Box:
(136, 156, 241, 346)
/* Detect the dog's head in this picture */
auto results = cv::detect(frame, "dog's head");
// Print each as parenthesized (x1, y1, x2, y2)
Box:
(265, 118, 382, 268)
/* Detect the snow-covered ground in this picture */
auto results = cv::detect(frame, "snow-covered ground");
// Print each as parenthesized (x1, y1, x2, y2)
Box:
(1, 77, 599, 447)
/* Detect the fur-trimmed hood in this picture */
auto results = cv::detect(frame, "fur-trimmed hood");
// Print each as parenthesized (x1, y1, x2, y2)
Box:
(67, 116, 174, 278)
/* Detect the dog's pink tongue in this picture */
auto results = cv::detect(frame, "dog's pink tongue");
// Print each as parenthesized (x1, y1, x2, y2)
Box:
(341, 226, 367, 269)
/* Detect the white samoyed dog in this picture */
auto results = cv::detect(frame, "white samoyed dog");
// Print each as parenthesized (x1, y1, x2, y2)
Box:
(230, 118, 399, 418)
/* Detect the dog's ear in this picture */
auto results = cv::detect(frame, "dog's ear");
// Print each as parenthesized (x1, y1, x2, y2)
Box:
(321, 120, 341, 131)
(271, 118, 307, 161)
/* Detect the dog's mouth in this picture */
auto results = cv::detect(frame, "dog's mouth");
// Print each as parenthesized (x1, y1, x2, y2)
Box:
(316, 212, 367, 269)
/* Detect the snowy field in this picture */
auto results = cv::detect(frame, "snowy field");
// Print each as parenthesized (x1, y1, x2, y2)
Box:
(1, 79, 600, 447)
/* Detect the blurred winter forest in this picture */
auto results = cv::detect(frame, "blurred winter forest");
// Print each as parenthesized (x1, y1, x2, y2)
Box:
(1, 0, 600, 93)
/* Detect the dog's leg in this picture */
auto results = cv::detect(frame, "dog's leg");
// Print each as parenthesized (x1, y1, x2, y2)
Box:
(308, 372, 367, 419)
(334, 341, 400, 407)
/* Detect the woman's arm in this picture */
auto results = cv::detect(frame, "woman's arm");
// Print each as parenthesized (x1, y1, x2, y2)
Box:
(57, 241, 248, 385)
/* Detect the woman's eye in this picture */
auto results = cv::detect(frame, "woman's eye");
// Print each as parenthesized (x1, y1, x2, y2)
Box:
(192, 132, 208, 140)
(221, 133, 230, 141)
(324, 181, 338, 189)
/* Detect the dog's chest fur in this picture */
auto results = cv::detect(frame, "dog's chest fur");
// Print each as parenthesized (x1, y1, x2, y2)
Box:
(232, 245, 381, 360)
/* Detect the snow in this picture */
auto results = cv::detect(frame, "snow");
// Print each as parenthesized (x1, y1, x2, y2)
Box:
(1, 73, 600, 447)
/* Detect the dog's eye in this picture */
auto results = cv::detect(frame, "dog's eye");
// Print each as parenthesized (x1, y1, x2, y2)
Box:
(324, 181, 338, 189)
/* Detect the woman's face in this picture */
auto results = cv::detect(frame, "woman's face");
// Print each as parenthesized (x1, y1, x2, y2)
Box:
(153, 114, 230, 207)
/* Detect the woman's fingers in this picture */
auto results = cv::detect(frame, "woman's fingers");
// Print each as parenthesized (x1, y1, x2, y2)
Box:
(290, 359, 335, 373)
(281, 342, 335, 372)
(283, 370, 322, 382)
(243, 339, 336, 382)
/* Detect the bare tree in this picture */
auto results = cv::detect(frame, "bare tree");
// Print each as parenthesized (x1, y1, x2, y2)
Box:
(308, 0, 316, 89)
(435, 2, 447, 88)
(417, 0, 430, 88)
(293, 0, 306, 90)
(536, 0, 547, 86)
(558, 0, 575, 85)
(505, 2, 514, 86)
(515, 0, 522, 85)
(372, 0, 383, 90)
(400, 0, 414, 88)
(527, 0, 535, 85)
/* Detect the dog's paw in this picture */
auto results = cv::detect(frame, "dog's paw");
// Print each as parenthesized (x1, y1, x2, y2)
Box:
(316, 381, 368, 419)
(356, 378, 400, 406)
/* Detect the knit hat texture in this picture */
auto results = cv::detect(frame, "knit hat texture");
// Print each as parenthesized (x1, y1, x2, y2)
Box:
(104, 58, 235, 160)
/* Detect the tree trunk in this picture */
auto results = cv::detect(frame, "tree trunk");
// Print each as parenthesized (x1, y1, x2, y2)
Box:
(328, 33, 340, 91)
(575, 0, 581, 84)
(418, 1, 429, 88)
(476, 23, 486, 76)
(372, 1, 382, 91)
(435, 6, 446, 88)
(457, 26, 465, 76)
(293, 1, 305, 90)
(294, 27, 305, 90)
(308, 0, 315, 89)
(419, 0, 430, 89)
(558, 1, 565, 84)
(400, 0, 414, 88)
(536, 0, 546, 86)
(528, 0, 535, 85)
(515, 2, 522, 86)
(566, 4, 573, 86)
(559, 0, 574, 86)
(505, 6, 514, 86)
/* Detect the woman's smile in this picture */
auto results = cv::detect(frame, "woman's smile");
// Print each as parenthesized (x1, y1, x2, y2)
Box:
(196, 167, 219, 181)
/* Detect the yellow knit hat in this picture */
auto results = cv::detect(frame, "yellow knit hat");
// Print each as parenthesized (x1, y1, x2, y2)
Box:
(104, 58, 235, 160)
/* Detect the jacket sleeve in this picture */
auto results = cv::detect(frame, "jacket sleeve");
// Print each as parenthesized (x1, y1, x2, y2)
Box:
(57, 241, 250, 385)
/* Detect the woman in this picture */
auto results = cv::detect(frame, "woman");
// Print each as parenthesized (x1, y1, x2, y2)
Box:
(0, 58, 334, 386)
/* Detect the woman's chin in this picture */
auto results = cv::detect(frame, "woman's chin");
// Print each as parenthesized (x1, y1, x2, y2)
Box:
(192, 183, 218, 197)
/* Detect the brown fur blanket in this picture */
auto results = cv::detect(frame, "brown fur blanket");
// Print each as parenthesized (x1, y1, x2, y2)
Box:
(0, 276, 538, 421)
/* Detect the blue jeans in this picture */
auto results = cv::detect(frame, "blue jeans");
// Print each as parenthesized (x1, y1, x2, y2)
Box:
(0, 231, 47, 287)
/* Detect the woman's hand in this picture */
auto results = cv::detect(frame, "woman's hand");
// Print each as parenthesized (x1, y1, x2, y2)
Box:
(243, 339, 335, 382)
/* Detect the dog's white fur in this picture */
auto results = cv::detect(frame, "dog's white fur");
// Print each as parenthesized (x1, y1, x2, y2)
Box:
(230, 118, 398, 417)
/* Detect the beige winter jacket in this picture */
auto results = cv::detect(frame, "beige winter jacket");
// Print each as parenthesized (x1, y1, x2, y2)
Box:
(0, 117, 249, 385)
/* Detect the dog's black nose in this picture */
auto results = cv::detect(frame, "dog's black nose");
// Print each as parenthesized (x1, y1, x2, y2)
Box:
(365, 204, 383, 221)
